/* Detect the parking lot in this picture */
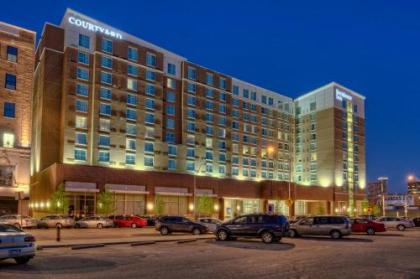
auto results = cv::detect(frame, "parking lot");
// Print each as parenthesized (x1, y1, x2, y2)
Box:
(0, 228, 419, 278)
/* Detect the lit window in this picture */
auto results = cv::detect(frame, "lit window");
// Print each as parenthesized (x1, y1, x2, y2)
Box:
(75, 116, 87, 129)
(127, 78, 138, 91)
(167, 78, 176, 89)
(3, 133, 14, 148)
(99, 118, 110, 132)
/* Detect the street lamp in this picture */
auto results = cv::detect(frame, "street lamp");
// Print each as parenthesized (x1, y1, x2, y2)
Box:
(407, 175, 415, 182)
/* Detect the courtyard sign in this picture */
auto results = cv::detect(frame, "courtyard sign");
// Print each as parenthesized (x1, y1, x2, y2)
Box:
(68, 16, 123, 39)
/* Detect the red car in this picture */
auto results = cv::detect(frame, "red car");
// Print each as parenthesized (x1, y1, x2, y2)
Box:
(351, 218, 386, 235)
(113, 216, 147, 228)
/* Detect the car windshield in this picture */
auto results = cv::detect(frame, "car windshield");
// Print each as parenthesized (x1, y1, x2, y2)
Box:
(0, 224, 23, 232)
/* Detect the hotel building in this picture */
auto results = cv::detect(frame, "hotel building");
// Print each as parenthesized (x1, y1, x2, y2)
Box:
(29, 9, 366, 218)
(0, 22, 35, 214)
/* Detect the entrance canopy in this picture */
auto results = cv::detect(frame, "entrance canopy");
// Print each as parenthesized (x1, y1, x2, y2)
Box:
(196, 188, 217, 197)
(105, 184, 149, 194)
(64, 181, 99, 193)
(155, 187, 191, 196)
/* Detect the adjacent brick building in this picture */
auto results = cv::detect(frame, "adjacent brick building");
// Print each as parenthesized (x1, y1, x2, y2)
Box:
(0, 22, 35, 214)
(29, 9, 366, 219)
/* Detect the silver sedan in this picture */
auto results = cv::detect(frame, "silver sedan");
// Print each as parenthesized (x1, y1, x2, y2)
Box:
(0, 214, 38, 229)
(37, 215, 75, 229)
(75, 216, 113, 229)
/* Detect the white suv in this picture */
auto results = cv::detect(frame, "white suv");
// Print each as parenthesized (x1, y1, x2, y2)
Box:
(0, 215, 38, 229)
(376, 217, 414, 231)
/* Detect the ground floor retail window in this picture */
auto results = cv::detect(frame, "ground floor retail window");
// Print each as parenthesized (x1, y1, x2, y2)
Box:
(67, 193, 96, 217)
(114, 194, 146, 216)
(158, 195, 188, 216)
(268, 200, 289, 217)
(224, 199, 261, 220)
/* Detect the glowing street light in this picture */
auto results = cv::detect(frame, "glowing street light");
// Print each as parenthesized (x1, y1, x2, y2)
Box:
(407, 175, 416, 182)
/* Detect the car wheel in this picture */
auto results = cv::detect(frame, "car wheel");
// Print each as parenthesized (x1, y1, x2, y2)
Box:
(15, 257, 31, 264)
(330, 230, 342, 239)
(216, 230, 229, 241)
(131, 223, 137, 228)
(160, 226, 169, 235)
(97, 223, 103, 229)
(397, 224, 405, 231)
(192, 228, 201, 235)
(289, 229, 299, 238)
(74, 223, 81, 228)
(366, 227, 375, 235)
(56, 223, 62, 228)
(261, 231, 274, 244)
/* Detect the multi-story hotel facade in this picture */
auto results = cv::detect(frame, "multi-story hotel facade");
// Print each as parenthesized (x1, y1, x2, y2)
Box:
(0, 22, 35, 214)
(29, 9, 366, 219)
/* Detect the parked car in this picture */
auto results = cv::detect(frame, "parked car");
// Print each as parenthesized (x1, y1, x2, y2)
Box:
(289, 215, 307, 224)
(0, 224, 36, 264)
(113, 215, 147, 228)
(37, 215, 75, 229)
(198, 218, 222, 232)
(0, 215, 38, 229)
(375, 217, 414, 231)
(74, 216, 113, 229)
(215, 214, 289, 244)
(289, 215, 351, 239)
(351, 218, 386, 235)
(138, 215, 157, 226)
(155, 216, 208, 235)
(412, 217, 420, 227)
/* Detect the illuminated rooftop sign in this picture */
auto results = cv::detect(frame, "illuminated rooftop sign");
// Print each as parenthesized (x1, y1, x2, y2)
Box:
(335, 88, 353, 101)
(68, 16, 122, 39)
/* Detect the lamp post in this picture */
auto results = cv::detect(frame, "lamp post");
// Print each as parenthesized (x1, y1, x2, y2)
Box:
(381, 179, 386, 216)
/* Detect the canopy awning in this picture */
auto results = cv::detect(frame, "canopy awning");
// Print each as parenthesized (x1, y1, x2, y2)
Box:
(196, 188, 217, 197)
(105, 184, 149, 194)
(65, 181, 99, 193)
(155, 187, 191, 196)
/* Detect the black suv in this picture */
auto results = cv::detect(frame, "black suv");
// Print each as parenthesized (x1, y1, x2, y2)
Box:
(216, 214, 289, 244)
(155, 216, 208, 235)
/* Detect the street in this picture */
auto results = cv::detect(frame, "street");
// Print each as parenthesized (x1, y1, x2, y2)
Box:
(0, 229, 419, 278)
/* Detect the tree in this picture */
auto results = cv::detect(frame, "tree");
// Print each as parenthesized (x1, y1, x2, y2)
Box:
(49, 184, 69, 214)
(197, 195, 214, 217)
(155, 195, 165, 216)
(96, 190, 114, 215)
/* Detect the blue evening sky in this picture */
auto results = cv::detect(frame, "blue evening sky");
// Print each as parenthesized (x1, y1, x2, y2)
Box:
(2, 0, 419, 193)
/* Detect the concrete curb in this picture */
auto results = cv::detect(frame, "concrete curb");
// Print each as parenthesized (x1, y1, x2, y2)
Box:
(37, 236, 214, 250)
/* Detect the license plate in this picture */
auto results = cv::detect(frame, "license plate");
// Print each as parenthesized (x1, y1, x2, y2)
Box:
(8, 249, 21, 257)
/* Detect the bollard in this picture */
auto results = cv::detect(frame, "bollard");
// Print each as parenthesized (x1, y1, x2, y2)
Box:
(56, 226, 61, 242)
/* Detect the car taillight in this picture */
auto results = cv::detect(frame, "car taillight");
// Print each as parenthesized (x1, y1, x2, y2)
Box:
(24, 236, 35, 242)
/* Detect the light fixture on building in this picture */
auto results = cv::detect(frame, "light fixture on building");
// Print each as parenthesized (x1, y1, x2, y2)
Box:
(40, 202, 45, 209)
(57, 201, 61, 208)
(98, 202, 103, 209)
(334, 208, 339, 213)
(236, 205, 241, 211)
(46, 201, 51, 208)
(147, 202, 154, 211)
(214, 204, 219, 211)
(189, 203, 194, 211)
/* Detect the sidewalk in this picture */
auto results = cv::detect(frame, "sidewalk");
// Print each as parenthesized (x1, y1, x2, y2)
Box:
(29, 227, 214, 248)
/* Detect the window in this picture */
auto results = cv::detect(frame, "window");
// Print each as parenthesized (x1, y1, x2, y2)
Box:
(168, 159, 176, 170)
(98, 151, 110, 162)
(219, 92, 227, 102)
(99, 118, 110, 132)
(146, 52, 156, 67)
(145, 113, 154, 124)
(187, 67, 197, 80)
(76, 84, 89, 97)
(167, 63, 176, 75)
(127, 94, 137, 106)
(206, 73, 213, 85)
(99, 135, 110, 147)
(310, 102, 316, 111)
(186, 161, 195, 171)
(166, 105, 175, 116)
(165, 132, 175, 143)
(168, 145, 177, 156)
(126, 154, 136, 165)
(146, 70, 156, 81)
(187, 95, 196, 106)
(206, 163, 213, 173)
(219, 165, 225, 175)
(268, 97, 274, 106)
(127, 138, 137, 151)
(5, 74, 16, 90)
(166, 78, 176, 89)
(126, 123, 136, 136)
(78, 34, 90, 49)
(144, 156, 154, 167)
(126, 108, 137, 121)
(100, 71, 112, 84)
(101, 39, 112, 53)
(75, 132, 87, 145)
(145, 84, 155, 95)
(186, 148, 195, 158)
(187, 82, 196, 93)
(78, 52, 89, 64)
(99, 87, 111, 100)
(219, 104, 227, 114)
(145, 99, 155, 110)
(219, 77, 227, 89)
(7, 46, 18, 63)
(127, 78, 138, 91)
(3, 133, 14, 148)
(128, 47, 138, 61)
(75, 100, 87, 113)
(74, 149, 87, 161)
(166, 91, 176, 103)
(261, 95, 267, 104)
(205, 88, 213, 99)
(232, 85, 239, 95)
(205, 150, 213, 160)
(243, 89, 249, 99)
(354, 104, 358, 113)
(251, 91, 257, 101)
(205, 101, 213, 111)
(127, 64, 138, 76)
(166, 118, 175, 129)
(187, 122, 196, 132)
(145, 127, 155, 138)
(75, 116, 87, 129)
(100, 103, 111, 116)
